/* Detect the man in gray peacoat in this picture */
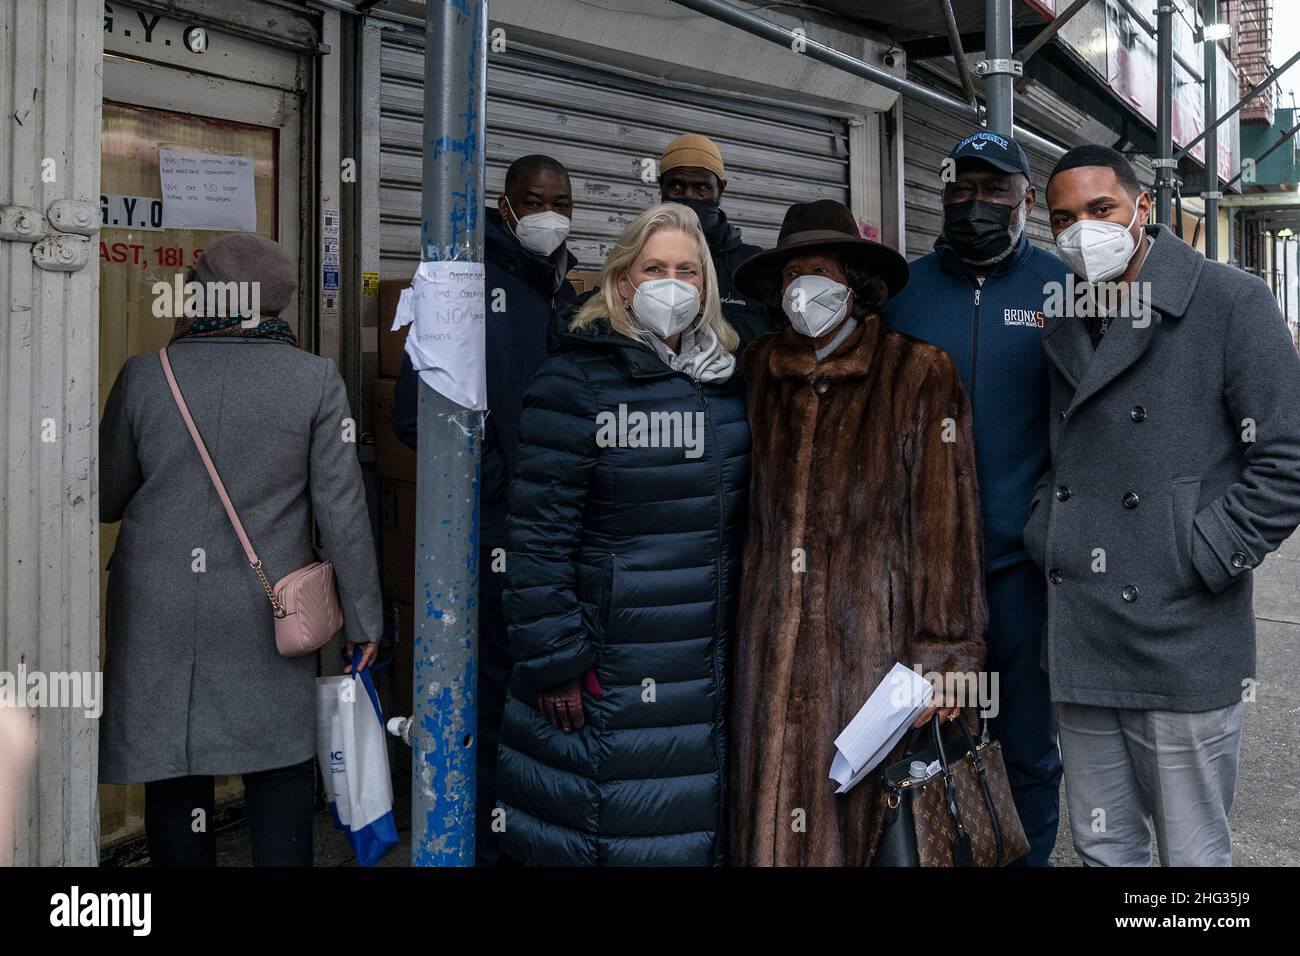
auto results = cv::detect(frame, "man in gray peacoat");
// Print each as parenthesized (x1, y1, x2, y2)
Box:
(1026, 145, 1300, 866)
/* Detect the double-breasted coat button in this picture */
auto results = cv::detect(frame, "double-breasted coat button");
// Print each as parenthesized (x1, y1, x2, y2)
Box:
(1123, 491, 1140, 509)
(1122, 585, 1139, 602)
(1049, 568, 1064, 584)
(1231, 552, 1249, 569)
(1130, 405, 1147, 422)
(1056, 486, 1071, 501)
(1059, 411, 1067, 422)
(813, 376, 832, 396)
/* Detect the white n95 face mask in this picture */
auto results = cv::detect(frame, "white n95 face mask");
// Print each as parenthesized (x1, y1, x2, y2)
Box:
(629, 277, 701, 338)
(782, 274, 851, 338)
(1054, 202, 1142, 284)
(506, 198, 570, 257)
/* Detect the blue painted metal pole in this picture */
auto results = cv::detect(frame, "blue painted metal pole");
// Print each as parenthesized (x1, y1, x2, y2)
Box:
(412, 0, 486, 866)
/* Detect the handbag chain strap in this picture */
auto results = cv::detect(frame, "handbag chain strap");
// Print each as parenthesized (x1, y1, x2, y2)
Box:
(252, 561, 286, 617)
(158, 347, 286, 618)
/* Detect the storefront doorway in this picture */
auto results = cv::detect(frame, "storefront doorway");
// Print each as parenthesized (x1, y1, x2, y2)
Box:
(98, 4, 306, 851)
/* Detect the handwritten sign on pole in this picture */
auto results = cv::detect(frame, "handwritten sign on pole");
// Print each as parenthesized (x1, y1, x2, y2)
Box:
(393, 261, 487, 410)
(158, 148, 257, 232)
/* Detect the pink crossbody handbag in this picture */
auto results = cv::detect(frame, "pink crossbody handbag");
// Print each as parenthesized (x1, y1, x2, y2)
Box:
(159, 346, 343, 657)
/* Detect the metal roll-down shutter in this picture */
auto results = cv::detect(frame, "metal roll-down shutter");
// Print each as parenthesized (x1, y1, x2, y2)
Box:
(376, 30, 852, 278)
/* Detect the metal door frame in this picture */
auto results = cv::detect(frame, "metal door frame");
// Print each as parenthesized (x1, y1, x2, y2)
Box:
(101, 57, 306, 340)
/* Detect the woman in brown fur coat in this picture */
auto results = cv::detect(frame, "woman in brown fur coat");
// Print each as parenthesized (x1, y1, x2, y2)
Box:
(729, 200, 988, 866)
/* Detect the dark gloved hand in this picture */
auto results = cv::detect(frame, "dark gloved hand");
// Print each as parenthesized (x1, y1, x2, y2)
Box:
(538, 678, 585, 732)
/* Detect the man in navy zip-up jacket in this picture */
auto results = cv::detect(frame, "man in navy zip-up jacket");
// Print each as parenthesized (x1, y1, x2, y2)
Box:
(883, 133, 1069, 866)
(392, 155, 578, 866)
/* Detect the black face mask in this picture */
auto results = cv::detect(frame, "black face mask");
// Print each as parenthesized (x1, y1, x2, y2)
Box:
(943, 198, 1019, 262)
(669, 196, 724, 233)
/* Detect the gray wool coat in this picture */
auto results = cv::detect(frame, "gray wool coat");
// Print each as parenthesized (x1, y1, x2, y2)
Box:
(1024, 224, 1300, 712)
(98, 336, 383, 783)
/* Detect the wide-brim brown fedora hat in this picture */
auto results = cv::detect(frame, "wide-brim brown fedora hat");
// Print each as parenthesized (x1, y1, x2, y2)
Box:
(733, 199, 909, 308)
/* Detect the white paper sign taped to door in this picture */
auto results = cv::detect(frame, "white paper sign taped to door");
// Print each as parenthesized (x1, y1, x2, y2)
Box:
(395, 260, 486, 410)
(158, 148, 257, 232)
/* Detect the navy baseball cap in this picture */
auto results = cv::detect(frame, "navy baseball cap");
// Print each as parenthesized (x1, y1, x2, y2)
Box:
(948, 131, 1030, 177)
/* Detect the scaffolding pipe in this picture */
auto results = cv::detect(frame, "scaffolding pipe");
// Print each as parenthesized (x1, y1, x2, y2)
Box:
(1204, 2, 1219, 260)
(1225, 115, 1300, 189)
(668, 0, 1067, 159)
(1114, 0, 1203, 81)
(667, 0, 981, 122)
(983, 0, 1015, 134)
(412, 0, 487, 867)
(1014, 0, 1090, 91)
(1176, 46, 1300, 160)
(1284, 237, 1290, 320)
(1155, 1, 1176, 225)
(939, 0, 979, 105)
(1016, 0, 1090, 65)
(1268, 231, 1279, 295)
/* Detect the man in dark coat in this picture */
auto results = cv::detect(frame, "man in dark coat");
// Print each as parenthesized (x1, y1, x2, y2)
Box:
(659, 133, 779, 352)
(883, 133, 1067, 866)
(1028, 145, 1300, 865)
(392, 154, 577, 865)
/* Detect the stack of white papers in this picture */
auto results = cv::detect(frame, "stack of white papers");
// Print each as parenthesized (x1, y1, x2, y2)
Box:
(829, 663, 934, 794)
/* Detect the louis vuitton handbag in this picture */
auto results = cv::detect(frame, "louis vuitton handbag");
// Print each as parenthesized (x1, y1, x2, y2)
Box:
(871, 714, 1030, 867)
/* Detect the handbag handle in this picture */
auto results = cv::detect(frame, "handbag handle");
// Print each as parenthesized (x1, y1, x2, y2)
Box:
(948, 715, 1008, 865)
(901, 708, 983, 758)
(158, 347, 285, 617)
(924, 714, 976, 866)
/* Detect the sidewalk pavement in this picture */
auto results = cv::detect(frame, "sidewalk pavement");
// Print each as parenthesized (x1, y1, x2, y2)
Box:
(215, 534, 1300, 868)
(1050, 530, 1300, 866)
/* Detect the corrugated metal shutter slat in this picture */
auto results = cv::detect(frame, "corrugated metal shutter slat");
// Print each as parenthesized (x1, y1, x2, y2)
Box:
(379, 39, 850, 277)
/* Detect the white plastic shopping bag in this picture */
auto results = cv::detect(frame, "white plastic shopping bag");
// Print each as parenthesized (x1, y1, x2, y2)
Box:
(316, 657, 398, 866)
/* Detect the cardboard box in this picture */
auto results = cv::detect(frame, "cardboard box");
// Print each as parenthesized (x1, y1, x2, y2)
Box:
(567, 270, 601, 297)
(379, 477, 416, 605)
(378, 279, 411, 379)
(372, 376, 417, 484)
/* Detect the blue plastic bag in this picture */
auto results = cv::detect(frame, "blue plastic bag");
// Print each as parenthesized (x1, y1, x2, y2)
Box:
(316, 650, 399, 866)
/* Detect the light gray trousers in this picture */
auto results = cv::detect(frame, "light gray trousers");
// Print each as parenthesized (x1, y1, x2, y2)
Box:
(1055, 701, 1246, 867)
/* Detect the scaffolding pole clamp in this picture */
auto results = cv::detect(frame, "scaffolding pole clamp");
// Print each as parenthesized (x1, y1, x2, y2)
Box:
(975, 58, 1023, 78)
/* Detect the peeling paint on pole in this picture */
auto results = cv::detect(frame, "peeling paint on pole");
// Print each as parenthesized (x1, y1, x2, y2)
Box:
(412, 0, 487, 867)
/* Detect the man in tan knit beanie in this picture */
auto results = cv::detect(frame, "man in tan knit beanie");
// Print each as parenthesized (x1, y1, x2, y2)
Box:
(658, 133, 777, 352)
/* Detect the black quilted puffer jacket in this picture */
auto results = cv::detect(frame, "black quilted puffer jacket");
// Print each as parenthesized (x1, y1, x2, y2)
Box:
(496, 310, 751, 866)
